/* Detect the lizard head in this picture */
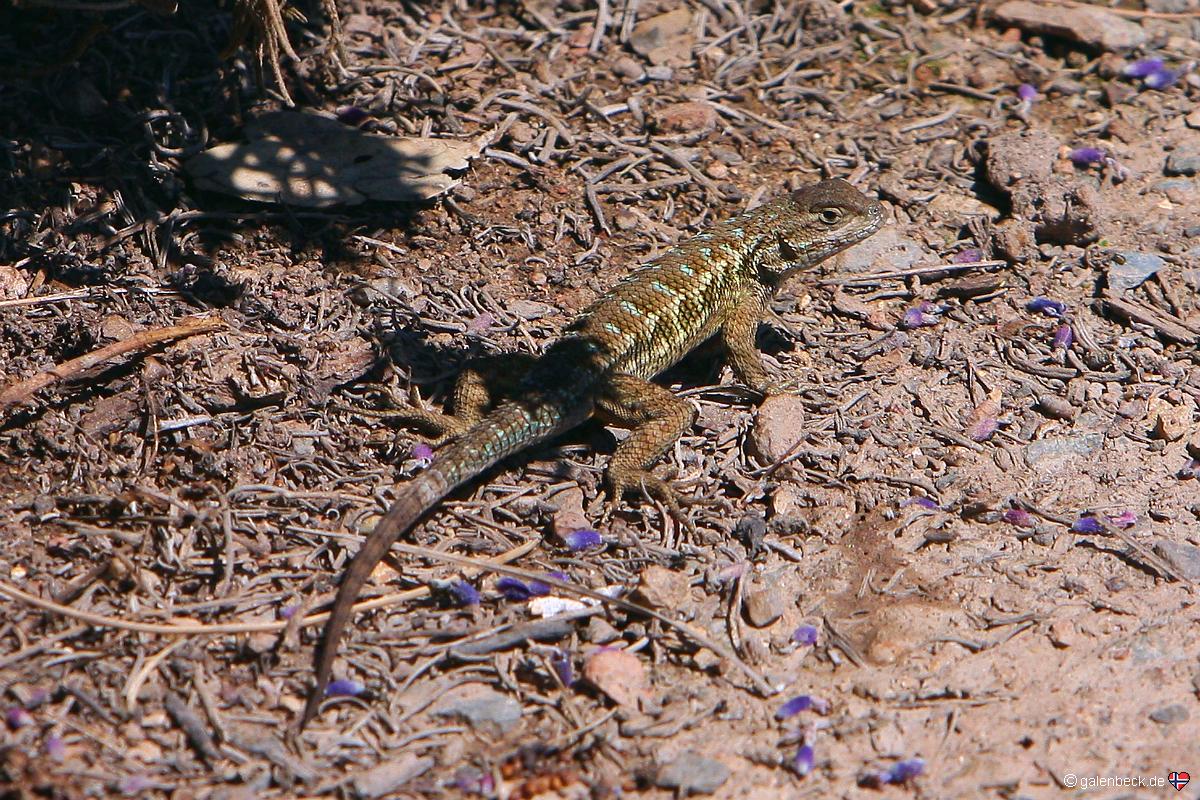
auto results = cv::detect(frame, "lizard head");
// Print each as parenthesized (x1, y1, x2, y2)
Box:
(759, 179, 884, 281)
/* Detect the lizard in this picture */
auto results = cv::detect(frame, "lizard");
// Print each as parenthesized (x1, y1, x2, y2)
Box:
(301, 178, 884, 727)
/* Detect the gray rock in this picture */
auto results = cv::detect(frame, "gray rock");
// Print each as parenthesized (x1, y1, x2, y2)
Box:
(837, 226, 935, 274)
(432, 686, 522, 732)
(1150, 179, 1195, 193)
(1166, 148, 1200, 176)
(1024, 432, 1103, 471)
(1152, 540, 1200, 581)
(994, 1, 1147, 51)
(1148, 704, 1189, 724)
(656, 751, 730, 794)
(1107, 251, 1166, 291)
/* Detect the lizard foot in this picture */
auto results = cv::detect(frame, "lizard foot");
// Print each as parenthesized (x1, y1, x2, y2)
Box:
(749, 376, 805, 402)
(342, 386, 475, 445)
(606, 468, 696, 533)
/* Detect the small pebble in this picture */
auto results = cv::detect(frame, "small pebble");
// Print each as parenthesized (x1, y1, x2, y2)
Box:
(656, 752, 730, 795)
(1148, 704, 1189, 725)
(1037, 395, 1077, 420)
(744, 588, 784, 628)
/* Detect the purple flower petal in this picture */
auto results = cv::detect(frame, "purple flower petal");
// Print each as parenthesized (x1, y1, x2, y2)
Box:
(884, 758, 926, 784)
(45, 735, 67, 761)
(776, 695, 814, 719)
(449, 580, 480, 606)
(792, 744, 815, 777)
(497, 577, 533, 601)
(1069, 147, 1105, 166)
(453, 768, 496, 794)
(564, 529, 603, 551)
(1144, 68, 1179, 90)
(965, 417, 999, 442)
(953, 248, 984, 263)
(1002, 508, 1035, 528)
(551, 649, 575, 686)
(325, 679, 365, 697)
(1122, 57, 1164, 78)
(466, 312, 496, 335)
(901, 496, 939, 510)
(1071, 515, 1103, 534)
(1017, 83, 1038, 102)
(1027, 297, 1067, 317)
(5, 707, 32, 730)
(1107, 510, 1137, 528)
(527, 579, 552, 597)
(900, 302, 941, 329)
(792, 624, 819, 646)
(1052, 324, 1074, 350)
(410, 442, 434, 463)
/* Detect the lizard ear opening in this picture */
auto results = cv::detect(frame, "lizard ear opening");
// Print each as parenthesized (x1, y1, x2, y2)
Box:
(778, 234, 805, 262)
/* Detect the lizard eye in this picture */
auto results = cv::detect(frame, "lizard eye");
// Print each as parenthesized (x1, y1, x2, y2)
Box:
(818, 208, 843, 224)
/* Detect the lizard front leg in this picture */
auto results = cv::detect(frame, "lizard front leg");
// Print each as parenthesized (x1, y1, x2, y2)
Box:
(720, 289, 775, 395)
(596, 374, 697, 521)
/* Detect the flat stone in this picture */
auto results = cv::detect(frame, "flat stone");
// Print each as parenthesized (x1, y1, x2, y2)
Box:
(431, 685, 522, 732)
(994, 1, 1147, 51)
(351, 755, 434, 799)
(1165, 147, 1200, 176)
(1024, 432, 1103, 471)
(837, 225, 936, 273)
(629, 9, 694, 66)
(652, 101, 718, 138)
(1107, 250, 1165, 291)
(1151, 179, 1195, 193)
(1148, 704, 1189, 725)
(1152, 540, 1200, 581)
(635, 564, 692, 611)
(985, 130, 1059, 189)
(656, 751, 730, 794)
(750, 394, 808, 464)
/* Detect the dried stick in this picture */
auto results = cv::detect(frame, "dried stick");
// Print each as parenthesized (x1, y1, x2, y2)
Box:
(0, 315, 224, 416)
(0, 540, 539, 636)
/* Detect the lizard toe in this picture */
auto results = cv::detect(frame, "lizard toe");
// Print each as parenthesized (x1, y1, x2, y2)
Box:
(606, 469, 695, 532)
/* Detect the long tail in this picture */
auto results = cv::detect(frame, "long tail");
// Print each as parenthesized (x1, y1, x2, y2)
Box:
(301, 398, 589, 727)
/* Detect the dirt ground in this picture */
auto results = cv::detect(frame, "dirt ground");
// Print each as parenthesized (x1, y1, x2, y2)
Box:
(2, 0, 1199, 797)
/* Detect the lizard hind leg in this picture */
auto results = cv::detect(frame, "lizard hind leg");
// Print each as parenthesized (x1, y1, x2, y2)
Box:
(377, 352, 539, 444)
(596, 374, 698, 529)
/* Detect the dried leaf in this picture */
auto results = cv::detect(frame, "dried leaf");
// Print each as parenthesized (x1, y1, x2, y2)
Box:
(186, 111, 481, 207)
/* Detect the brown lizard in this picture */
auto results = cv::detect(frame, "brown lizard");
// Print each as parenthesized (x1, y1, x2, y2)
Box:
(301, 179, 884, 726)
